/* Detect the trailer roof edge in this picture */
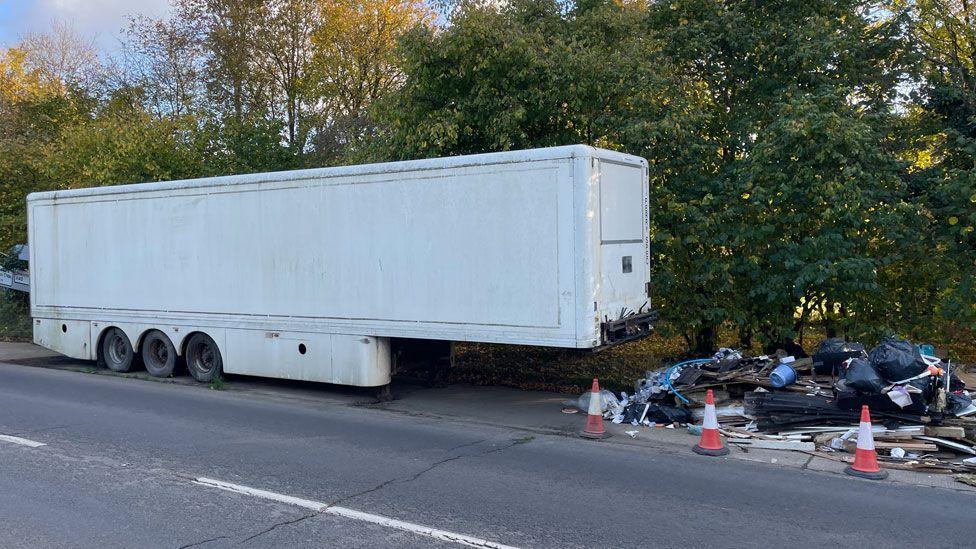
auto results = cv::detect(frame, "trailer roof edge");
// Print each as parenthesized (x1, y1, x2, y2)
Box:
(27, 145, 646, 203)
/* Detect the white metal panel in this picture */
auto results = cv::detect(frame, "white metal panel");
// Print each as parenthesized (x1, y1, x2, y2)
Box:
(598, 241, 648, 316)
(330, 335, 390, 386)
(573, 155, 601, 347)
(32, 163, 565, 327)
(225, 330, 334, 381)
(596, 160, 650, 321)
(599, 161, 645, 244)
(223, 329, 389, 386)
(33, 318, 91, 360)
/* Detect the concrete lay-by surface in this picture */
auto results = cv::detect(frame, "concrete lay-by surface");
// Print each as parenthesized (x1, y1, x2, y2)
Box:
(0, 341, 973, 548)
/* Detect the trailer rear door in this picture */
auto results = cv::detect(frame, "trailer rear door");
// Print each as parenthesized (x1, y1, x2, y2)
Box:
(597, 160, 650, 325)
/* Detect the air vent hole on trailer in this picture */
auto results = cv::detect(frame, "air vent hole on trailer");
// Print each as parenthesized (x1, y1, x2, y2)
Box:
(61, 323, 67, 333)
(298, 343, 307, 355)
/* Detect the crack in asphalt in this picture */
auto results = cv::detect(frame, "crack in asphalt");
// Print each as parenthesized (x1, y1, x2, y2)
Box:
(177, 534, 230, 549)
(181, 437, 535, 546)
(237, 512, 320, 545)
(443, 437, 490, 454)
(328, 435, 535, 508)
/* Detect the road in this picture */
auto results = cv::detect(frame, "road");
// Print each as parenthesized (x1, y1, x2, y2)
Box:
(0, 360, 972, 548)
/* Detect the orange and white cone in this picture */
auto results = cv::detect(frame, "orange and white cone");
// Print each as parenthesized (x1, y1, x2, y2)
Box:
(693, 389, 729, 456)
(845, 405, 888, 480)
(580, 378, 610, 439)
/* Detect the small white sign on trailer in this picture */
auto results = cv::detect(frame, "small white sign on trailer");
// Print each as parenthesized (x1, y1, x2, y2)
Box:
(27, 145, 654, 387)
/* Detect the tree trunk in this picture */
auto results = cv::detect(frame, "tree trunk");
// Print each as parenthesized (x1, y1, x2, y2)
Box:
(692, 325, 717, 356)
(737, 324, 753, 350)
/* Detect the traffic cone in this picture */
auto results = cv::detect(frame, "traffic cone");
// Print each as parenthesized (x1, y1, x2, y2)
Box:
(579, 378, 610, 439)
(845, 405, 888, 480)
(693, 389, 729, 456)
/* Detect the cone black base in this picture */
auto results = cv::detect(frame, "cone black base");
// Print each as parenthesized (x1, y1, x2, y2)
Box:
(844, 466, 888, 480)
(580, 430, 611, 440)
(693, 445, 730, 456)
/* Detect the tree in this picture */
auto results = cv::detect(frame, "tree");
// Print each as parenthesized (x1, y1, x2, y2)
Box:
(122, 13, 205, 118)
(306, 0, 432, 163)
(175, 0, 275, 124)
(0, 24, 105, 252)
(894, 0, 976, 329)
(18, 21, 103, 94)
(370, 0, 658, 159)
(126, 0, 426, 162)
(252, 0, 320, 150)
(643, 0, 916, 350)
(0, 48, 54, 103)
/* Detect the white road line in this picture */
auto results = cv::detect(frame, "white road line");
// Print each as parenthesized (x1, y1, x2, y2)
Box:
(324, 505, 519, 549)
(193, 478, 327, 512)
(0, 434, 46, 448)
(194, 477, 519, 549)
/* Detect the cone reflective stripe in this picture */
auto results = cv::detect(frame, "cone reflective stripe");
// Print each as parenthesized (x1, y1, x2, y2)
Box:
(580, 378, 610, 439)
(693, 389, 728, 456)
(845, 405, 888, 480)
(587, 379, 603, 416)
(703, 400, 720, 431)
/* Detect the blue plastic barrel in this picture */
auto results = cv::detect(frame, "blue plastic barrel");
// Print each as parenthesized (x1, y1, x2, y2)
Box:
(769, 364, 797, 388)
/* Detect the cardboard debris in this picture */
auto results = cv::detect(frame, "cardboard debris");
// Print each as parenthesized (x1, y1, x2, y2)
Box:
(954, 474, 976, 487)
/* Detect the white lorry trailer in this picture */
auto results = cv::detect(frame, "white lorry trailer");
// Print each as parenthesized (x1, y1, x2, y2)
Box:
(27, 145, 655, 389)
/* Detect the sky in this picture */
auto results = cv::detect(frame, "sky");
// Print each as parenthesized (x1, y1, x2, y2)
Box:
(0, 0, 170, 51)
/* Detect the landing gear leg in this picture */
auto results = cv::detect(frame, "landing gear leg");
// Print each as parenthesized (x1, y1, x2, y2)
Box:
(429, 355, 452, 388)
(375, 383, 393, 402)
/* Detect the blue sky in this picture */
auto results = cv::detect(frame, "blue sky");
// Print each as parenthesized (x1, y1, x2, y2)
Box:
(0, 0, 169, 51)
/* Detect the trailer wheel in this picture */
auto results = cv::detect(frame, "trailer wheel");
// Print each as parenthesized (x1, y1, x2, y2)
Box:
(142, 330, 177, 378)
(185, 333, 222, 383)
(101, 328, 136, 373)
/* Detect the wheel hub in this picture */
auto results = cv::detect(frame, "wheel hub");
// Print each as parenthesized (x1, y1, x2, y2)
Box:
(150, 340, 168, 364)
(195, 343, 214, 373)
(109, 335, 128, 364)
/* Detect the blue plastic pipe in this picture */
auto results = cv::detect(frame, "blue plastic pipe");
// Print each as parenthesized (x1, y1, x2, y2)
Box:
(662, 358, 713, 404)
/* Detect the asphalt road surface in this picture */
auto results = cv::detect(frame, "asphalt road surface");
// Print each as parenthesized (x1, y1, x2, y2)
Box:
(0, 361, 972, 548)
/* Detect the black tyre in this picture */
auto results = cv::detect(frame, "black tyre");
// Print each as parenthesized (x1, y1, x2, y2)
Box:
(185, 332, 222, 383)
(100, 328, 136, 373)
(142, 330, 177, 378)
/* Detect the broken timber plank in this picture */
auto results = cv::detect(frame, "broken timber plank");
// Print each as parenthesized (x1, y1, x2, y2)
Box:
(873, 441, 939, 451)
(729, 439, 815, 451)
(924, 426, 966, 438)
(912, 436, 976, 455)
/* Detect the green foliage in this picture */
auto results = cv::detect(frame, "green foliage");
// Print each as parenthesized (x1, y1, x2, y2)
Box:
(897, 0, 976, 329)
(209, 372, 226, 390)
(370, 0, 657, 159)
(0, 290, 31, 340)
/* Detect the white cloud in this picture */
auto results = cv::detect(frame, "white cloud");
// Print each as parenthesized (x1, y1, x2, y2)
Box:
(0, 0, 170, 51)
